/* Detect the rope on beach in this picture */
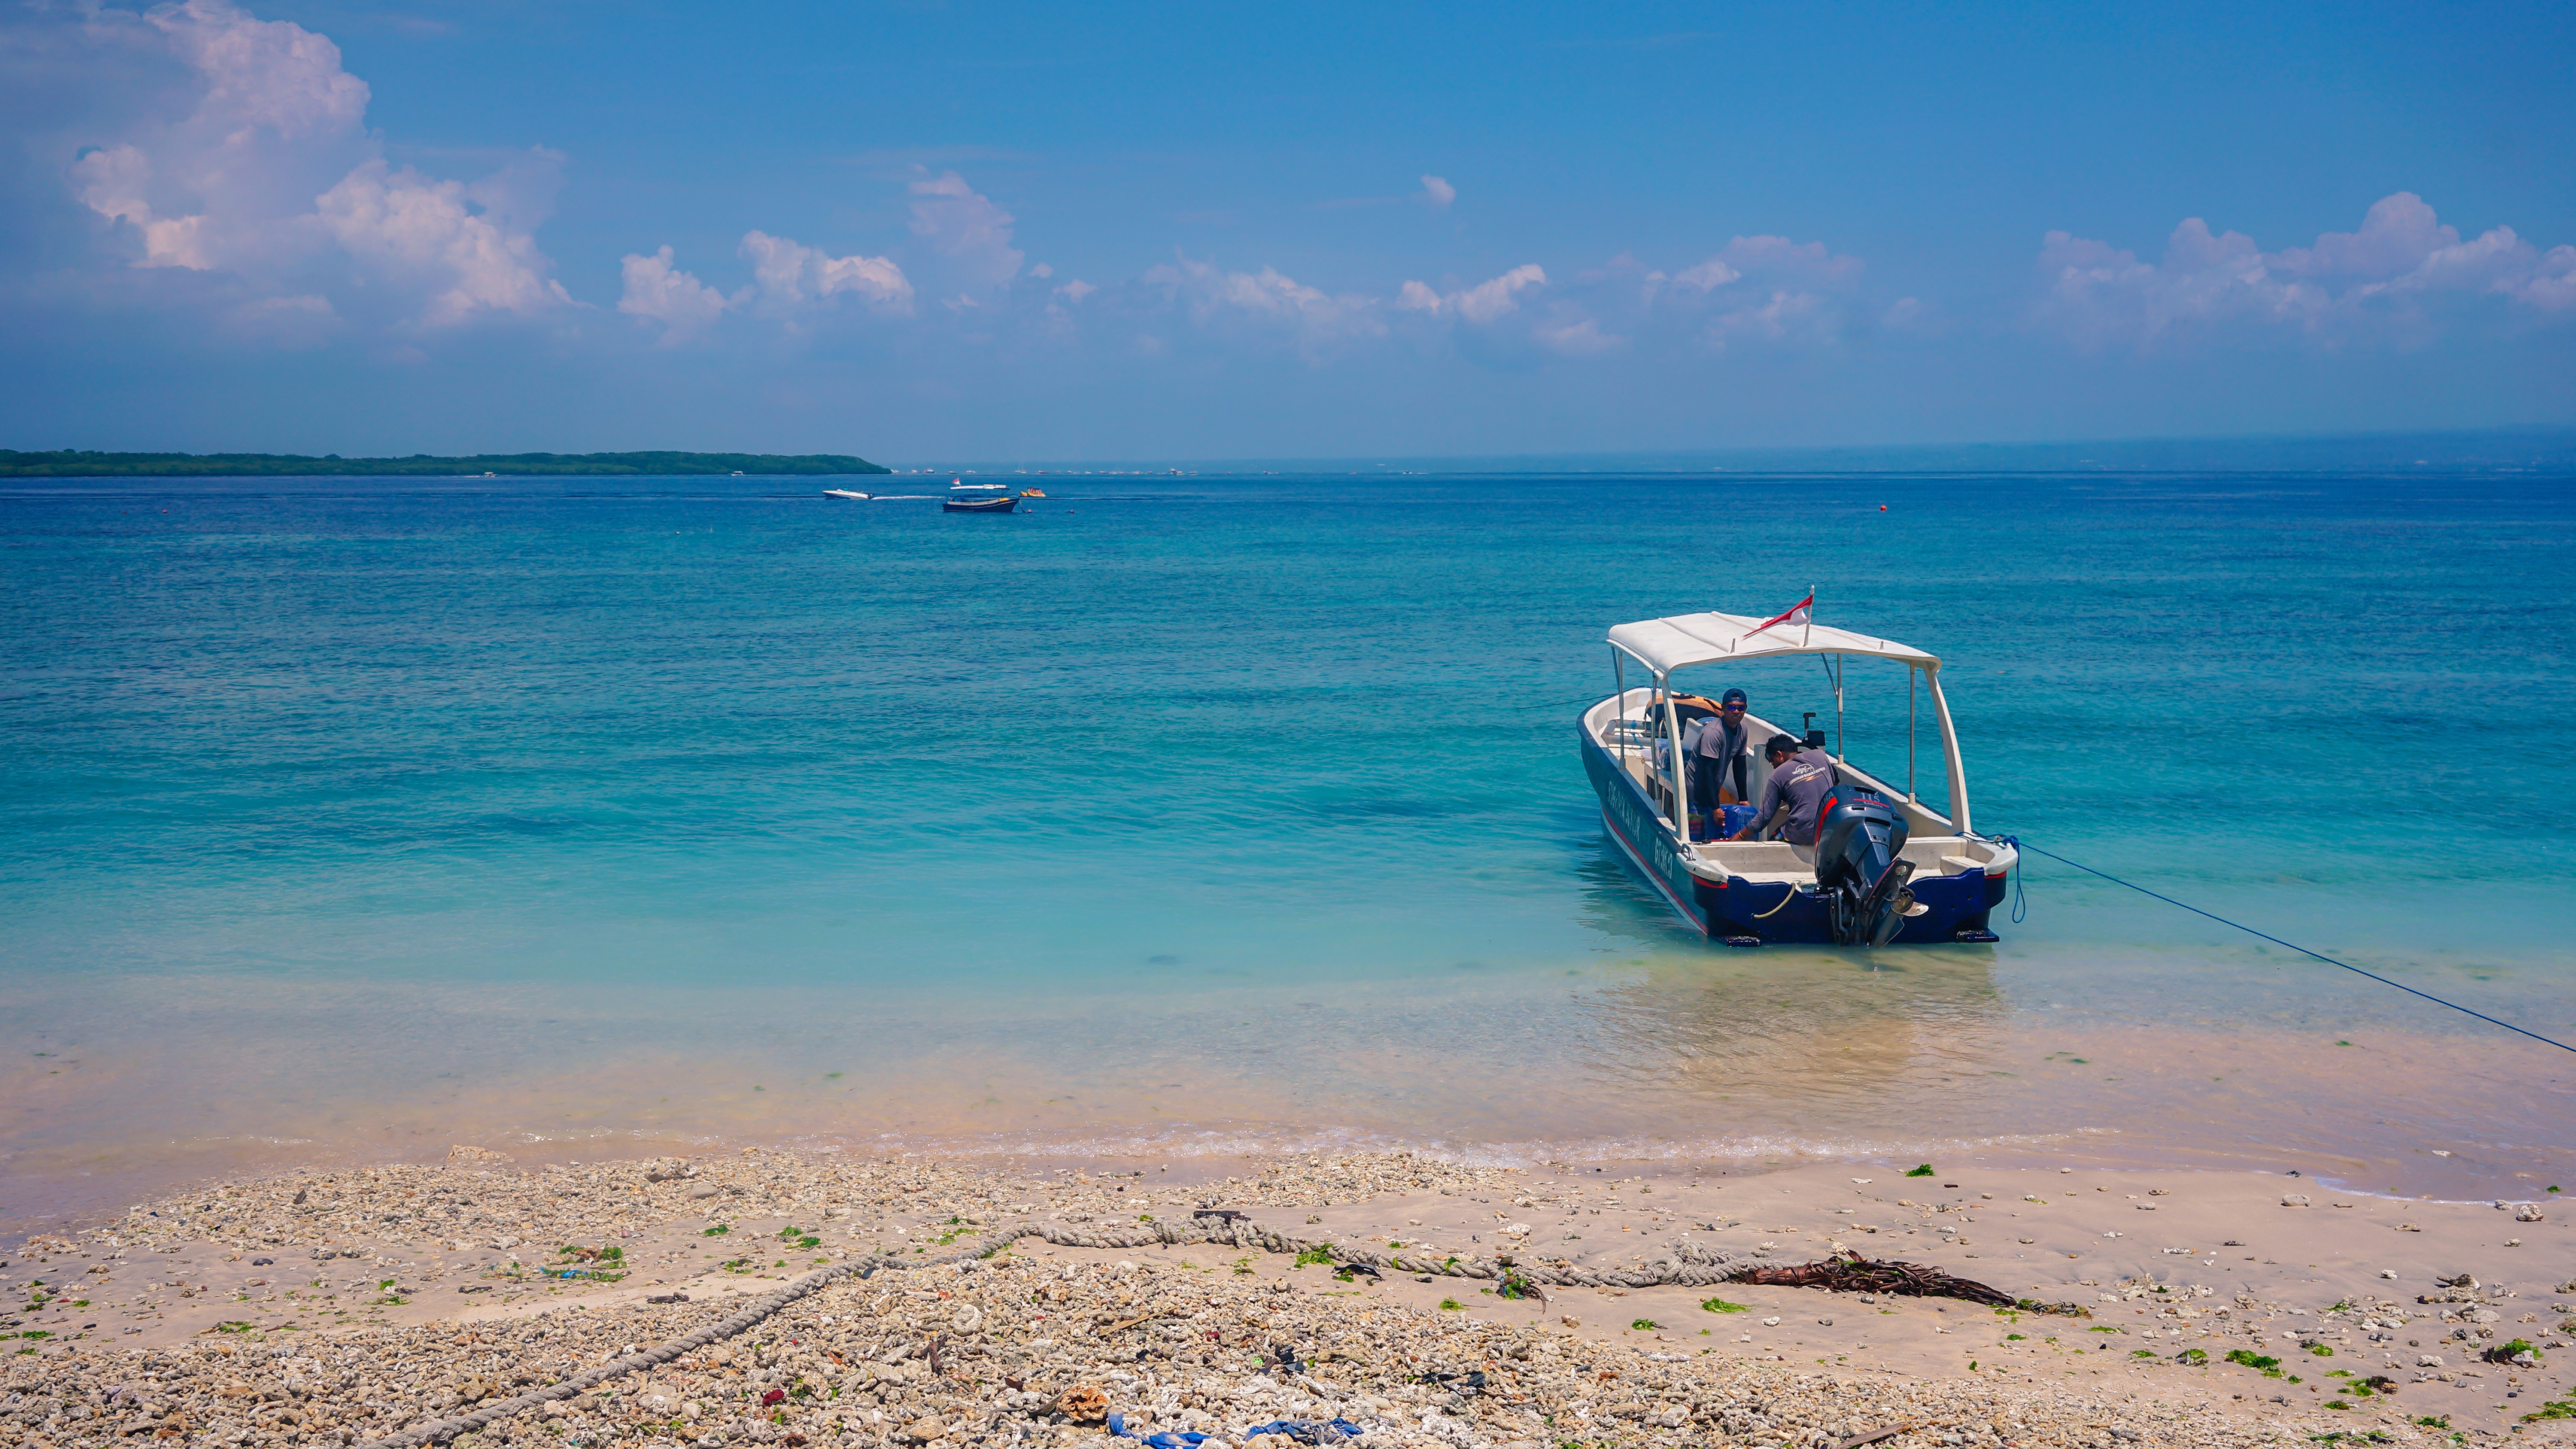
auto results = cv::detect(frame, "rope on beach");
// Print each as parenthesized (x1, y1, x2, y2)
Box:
(2004, 838, 2576, 1055)
(359, 1215, 2059, 1449)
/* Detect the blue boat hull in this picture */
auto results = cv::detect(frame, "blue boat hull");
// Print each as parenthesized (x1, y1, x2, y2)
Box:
(1579, 724, 2002, 945)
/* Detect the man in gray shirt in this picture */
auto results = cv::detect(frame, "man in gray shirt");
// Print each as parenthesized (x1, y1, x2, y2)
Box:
(1730, 733, 1838, 858)
(1694, 687, 1753, 812)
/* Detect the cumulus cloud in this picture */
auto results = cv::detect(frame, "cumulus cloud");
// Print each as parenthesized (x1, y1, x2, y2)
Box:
(1605, 235, 1872, 350)
(1534, 316, 1621, 355)
(63, 0, 568, 331)
(318, 162, 572, 324)
(71, 144, 208, 269)
(617, 247, 732, 343)
(2033, 192, 2576, 351)
(614, 232, 914, 341)
(1397, 263, 1546, 322)
(739, 230, 913, 313)
(1419, 175, 1456, 209)
(1143, 253, 1385, 357)
(907, 170, 1023, 287)
(153, 0, 369, 142)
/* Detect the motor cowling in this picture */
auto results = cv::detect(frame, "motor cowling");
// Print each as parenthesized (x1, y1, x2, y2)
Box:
(1815, 790, 1916, 946)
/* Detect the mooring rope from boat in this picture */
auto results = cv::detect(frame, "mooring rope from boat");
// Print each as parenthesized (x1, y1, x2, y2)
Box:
(2001, 837, 2576, 1055)
(359, 1214, 2069, 1448)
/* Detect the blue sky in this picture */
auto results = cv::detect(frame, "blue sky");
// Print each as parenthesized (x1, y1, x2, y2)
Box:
(5, 0, 2573, 459)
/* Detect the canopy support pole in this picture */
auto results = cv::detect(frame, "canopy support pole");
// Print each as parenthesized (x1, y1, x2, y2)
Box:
(1663, 672, 1689, 840)
(1613, 649, 1625, 774)
(1834, 653, 1845, 759)
(1926, 663, 1970, 836)
(1908, 664, 1917, 803)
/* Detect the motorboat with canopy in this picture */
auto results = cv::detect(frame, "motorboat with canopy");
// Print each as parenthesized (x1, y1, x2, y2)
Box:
(1580, 603, 2016, 945)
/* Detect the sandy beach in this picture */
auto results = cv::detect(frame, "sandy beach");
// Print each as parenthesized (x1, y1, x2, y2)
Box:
(5, 1149, 2568, 1449)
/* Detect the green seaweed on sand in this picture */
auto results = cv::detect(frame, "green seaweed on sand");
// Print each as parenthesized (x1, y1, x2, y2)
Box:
(1906, 1164, 1936, 1177)
(1700, 1297, 1748, 1314)
(1631, 1319, 1659, 1331)
(2522, 1394, 2576, 1423)
(2176, 1348, 2208, 1365)
(1438, 1299, 1464, 1311)
(703, 1224, 731, 1237)
(2225, 1349, 2283, 1376)
(1293, 1247, 1335, 1269)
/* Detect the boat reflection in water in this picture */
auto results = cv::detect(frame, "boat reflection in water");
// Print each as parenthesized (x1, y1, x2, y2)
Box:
(1561, 852, 2021, 1156)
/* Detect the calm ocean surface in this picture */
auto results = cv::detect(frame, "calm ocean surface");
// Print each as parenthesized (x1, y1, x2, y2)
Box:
(5, 470, 2573, 1225)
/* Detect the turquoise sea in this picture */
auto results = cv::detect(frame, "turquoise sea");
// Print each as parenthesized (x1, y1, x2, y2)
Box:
(5, 470, 2573, 1229)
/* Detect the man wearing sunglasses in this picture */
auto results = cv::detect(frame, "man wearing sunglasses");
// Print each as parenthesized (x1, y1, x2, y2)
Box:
(1694, 687, 1754, 826)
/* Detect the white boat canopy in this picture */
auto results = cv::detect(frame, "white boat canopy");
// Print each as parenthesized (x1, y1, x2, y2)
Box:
(1606, 611, 1937, 677)
(1601, 608, 1972, 834)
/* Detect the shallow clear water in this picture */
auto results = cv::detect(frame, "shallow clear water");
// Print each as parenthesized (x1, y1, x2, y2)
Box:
(5, 471, 2573, 1225)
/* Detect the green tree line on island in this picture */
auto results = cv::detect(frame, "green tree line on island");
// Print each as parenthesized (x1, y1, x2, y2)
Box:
(0, 450, 890, 478)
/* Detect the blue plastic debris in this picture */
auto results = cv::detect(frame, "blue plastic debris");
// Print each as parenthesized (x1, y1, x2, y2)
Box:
(1107, 1412, 1362, 1447)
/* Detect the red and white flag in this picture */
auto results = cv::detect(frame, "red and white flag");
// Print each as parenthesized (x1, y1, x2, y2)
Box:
(1741, 590, 1814, 640)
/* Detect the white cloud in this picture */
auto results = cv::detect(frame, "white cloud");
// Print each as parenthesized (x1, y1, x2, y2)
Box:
(70, 144, 208, 269)
(739, 230, 913, 313)
(2033, 192, 2576, 351)
(1653, 235, 1862, 302)
(152, 0, 369, 142)
(908, 169, 1023, 286)
(1536, 316, 1621, 355)
(1397, 263, 1546, 322)
(1056, 279, 1096, 303)
(1419, 175, 1456, 208)
(1667, 256, 1738, 293)
(63, 0, 569, 332)
(618, 246, 732, 343)
(1708, 288, 1828, 346)
(318, 161, 572, 324)
(1601, 235, 1871, 351)
(1143, 253, 1385, 357)
(617, 230, 916, 342)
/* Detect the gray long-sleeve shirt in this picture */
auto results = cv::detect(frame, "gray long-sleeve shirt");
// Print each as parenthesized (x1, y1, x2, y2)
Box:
(1752, 747, 1838, 844)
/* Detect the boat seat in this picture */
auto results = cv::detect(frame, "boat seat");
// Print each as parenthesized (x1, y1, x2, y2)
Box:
(1697, 842, 1813, 882)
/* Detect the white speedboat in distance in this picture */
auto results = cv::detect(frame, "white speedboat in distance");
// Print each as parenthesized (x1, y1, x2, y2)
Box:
(822, 488, 870, 500)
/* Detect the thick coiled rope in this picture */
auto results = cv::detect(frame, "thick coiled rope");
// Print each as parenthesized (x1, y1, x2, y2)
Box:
(359, 1214, 1762, 1449)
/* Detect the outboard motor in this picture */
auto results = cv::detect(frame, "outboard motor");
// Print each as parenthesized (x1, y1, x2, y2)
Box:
(1814, 789, 1916, 947)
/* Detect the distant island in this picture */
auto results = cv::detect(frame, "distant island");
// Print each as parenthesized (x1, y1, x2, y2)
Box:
(0, 450, 889, 478)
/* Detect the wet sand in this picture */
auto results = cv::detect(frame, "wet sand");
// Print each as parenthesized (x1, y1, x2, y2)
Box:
(6, 1149, 2570, 1446)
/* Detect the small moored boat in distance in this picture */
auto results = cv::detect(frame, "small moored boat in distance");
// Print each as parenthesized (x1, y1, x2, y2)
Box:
(1581, 601, 2016, 946)
(821, 488, 870, 500)
(942, 493, 1018, 513)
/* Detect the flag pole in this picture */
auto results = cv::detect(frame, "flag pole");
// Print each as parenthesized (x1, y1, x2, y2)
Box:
(1804, 584, 1815, 647)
